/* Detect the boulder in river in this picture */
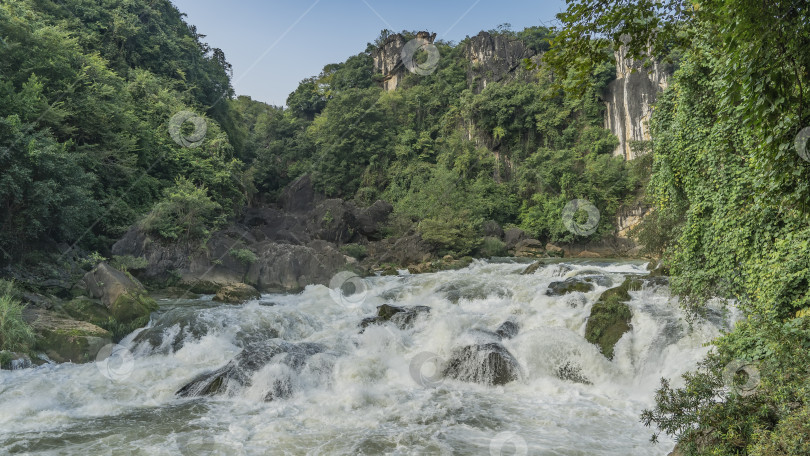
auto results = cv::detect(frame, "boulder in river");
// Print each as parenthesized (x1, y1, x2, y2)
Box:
(176, 340, 327, 400)
(29, 310, 111, 363)
(546, 278, 594, 296)
(214, 283, 261, 304)
(514, 239, 544, 257)
(443, 342, 522, 386)
(495, 320, 520, 340)
(584, 277, 640, 359)
(75, 262, 157, 327)
(360, 304, 431, 330)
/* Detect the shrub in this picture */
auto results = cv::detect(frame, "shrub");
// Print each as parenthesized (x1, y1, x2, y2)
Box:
(110, 255, 148, 272)
(229, 248, 258, 265)
(140, 177, 222, 241)
(0, 280, 35, 353)
(340, 244, 368, 260)
(478, 237, 507, 257)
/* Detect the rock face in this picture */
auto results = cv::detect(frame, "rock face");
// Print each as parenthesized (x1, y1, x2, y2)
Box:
(112, 176, 396, 292)
(465, 31, 536, 93)
(604, 44, 670, 159)
(373, 31, 437, 92)
(176, 340, 329, 400)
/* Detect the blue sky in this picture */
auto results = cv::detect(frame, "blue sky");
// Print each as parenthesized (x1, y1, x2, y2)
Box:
(170, 0, 567, 106)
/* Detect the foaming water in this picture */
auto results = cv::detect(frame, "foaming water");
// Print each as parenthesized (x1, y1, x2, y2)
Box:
(0, 260, 737, 455)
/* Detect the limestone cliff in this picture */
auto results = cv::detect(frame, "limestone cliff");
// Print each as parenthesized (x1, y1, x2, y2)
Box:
(464, 31, 537, 93)
(604, 45, 670, 159)
(372, 31, 436, 92)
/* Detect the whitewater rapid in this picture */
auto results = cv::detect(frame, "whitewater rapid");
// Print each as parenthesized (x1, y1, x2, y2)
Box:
(0, 259, 737, 455)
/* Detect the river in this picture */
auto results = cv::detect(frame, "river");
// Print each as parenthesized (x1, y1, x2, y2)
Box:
(0, 259, 735, 455)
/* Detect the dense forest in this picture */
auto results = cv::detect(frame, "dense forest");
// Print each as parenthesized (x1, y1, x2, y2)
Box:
(0, 0, 640, 265)
(2, 0, 810, 454)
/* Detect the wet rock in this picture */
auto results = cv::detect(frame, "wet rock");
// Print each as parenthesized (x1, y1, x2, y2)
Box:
(176, 340, 327, 400)
(514, 239, 544, 258)
(646, 260, 670, 277)
(29, 310, 111, 363)
(0, 351, 32, 370)
(443, 342, 522, 386)
(495, 321, 520, 340)
(214, 283, 261, 304)
(76, 263, 157, 328)
(503, 228, 526, 250)
(520, 261, 542, 275)
(546, 278, 594, 296)
(556, 361, 592, 385)
(584, 277, 638, 360)
(360, 304, 431, 330)
(437, 280, 512, 304)
(577, 250, 601, 258)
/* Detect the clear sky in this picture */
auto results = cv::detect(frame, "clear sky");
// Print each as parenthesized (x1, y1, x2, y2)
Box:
(170, 0, 567, 106)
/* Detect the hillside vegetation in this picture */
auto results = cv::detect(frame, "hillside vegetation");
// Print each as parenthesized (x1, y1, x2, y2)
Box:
(1, 0, 642, 266)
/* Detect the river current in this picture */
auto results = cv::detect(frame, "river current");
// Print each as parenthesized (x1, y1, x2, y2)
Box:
(0, 259, 736, 455)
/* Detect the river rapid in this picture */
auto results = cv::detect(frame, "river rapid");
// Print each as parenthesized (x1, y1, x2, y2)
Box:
(0, 259, 736, 455)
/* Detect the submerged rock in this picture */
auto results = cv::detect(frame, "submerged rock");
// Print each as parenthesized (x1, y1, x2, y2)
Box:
(176, 340, 327, 400)
(556, 361, 592, 385)
(495, 320, 520, 340)
(443, 342, 522, 386)
(546, 278, 594, 296)
(360, 304, 431, 330)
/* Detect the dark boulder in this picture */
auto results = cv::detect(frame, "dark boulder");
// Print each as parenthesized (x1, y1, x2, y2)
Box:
(521, 261, 541, 275)
(245, 241, 347, 292)
(546, 278, 594, 296)
(443, 342, 522, 386)
(360, 304, 431, 330)
(176, 340, 327, 400)
(503, 228, 526, 250)
(353, 200, 393, 239)
(495, 320, 520, 340)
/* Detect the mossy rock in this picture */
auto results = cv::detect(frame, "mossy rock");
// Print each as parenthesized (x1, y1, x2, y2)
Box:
(546, 278, 594, 296)
(62, 297, 113, 327)
(213, 283, 261, 304)
(111, 292, 157, 324)
(29, 310, 112, 364)
(521, 261, 542, 275)
(584, 277, 639, 360)
(379, 265, 398, 276)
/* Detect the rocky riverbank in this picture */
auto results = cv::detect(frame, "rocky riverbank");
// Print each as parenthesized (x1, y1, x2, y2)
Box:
(2, 174, 653, 368)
